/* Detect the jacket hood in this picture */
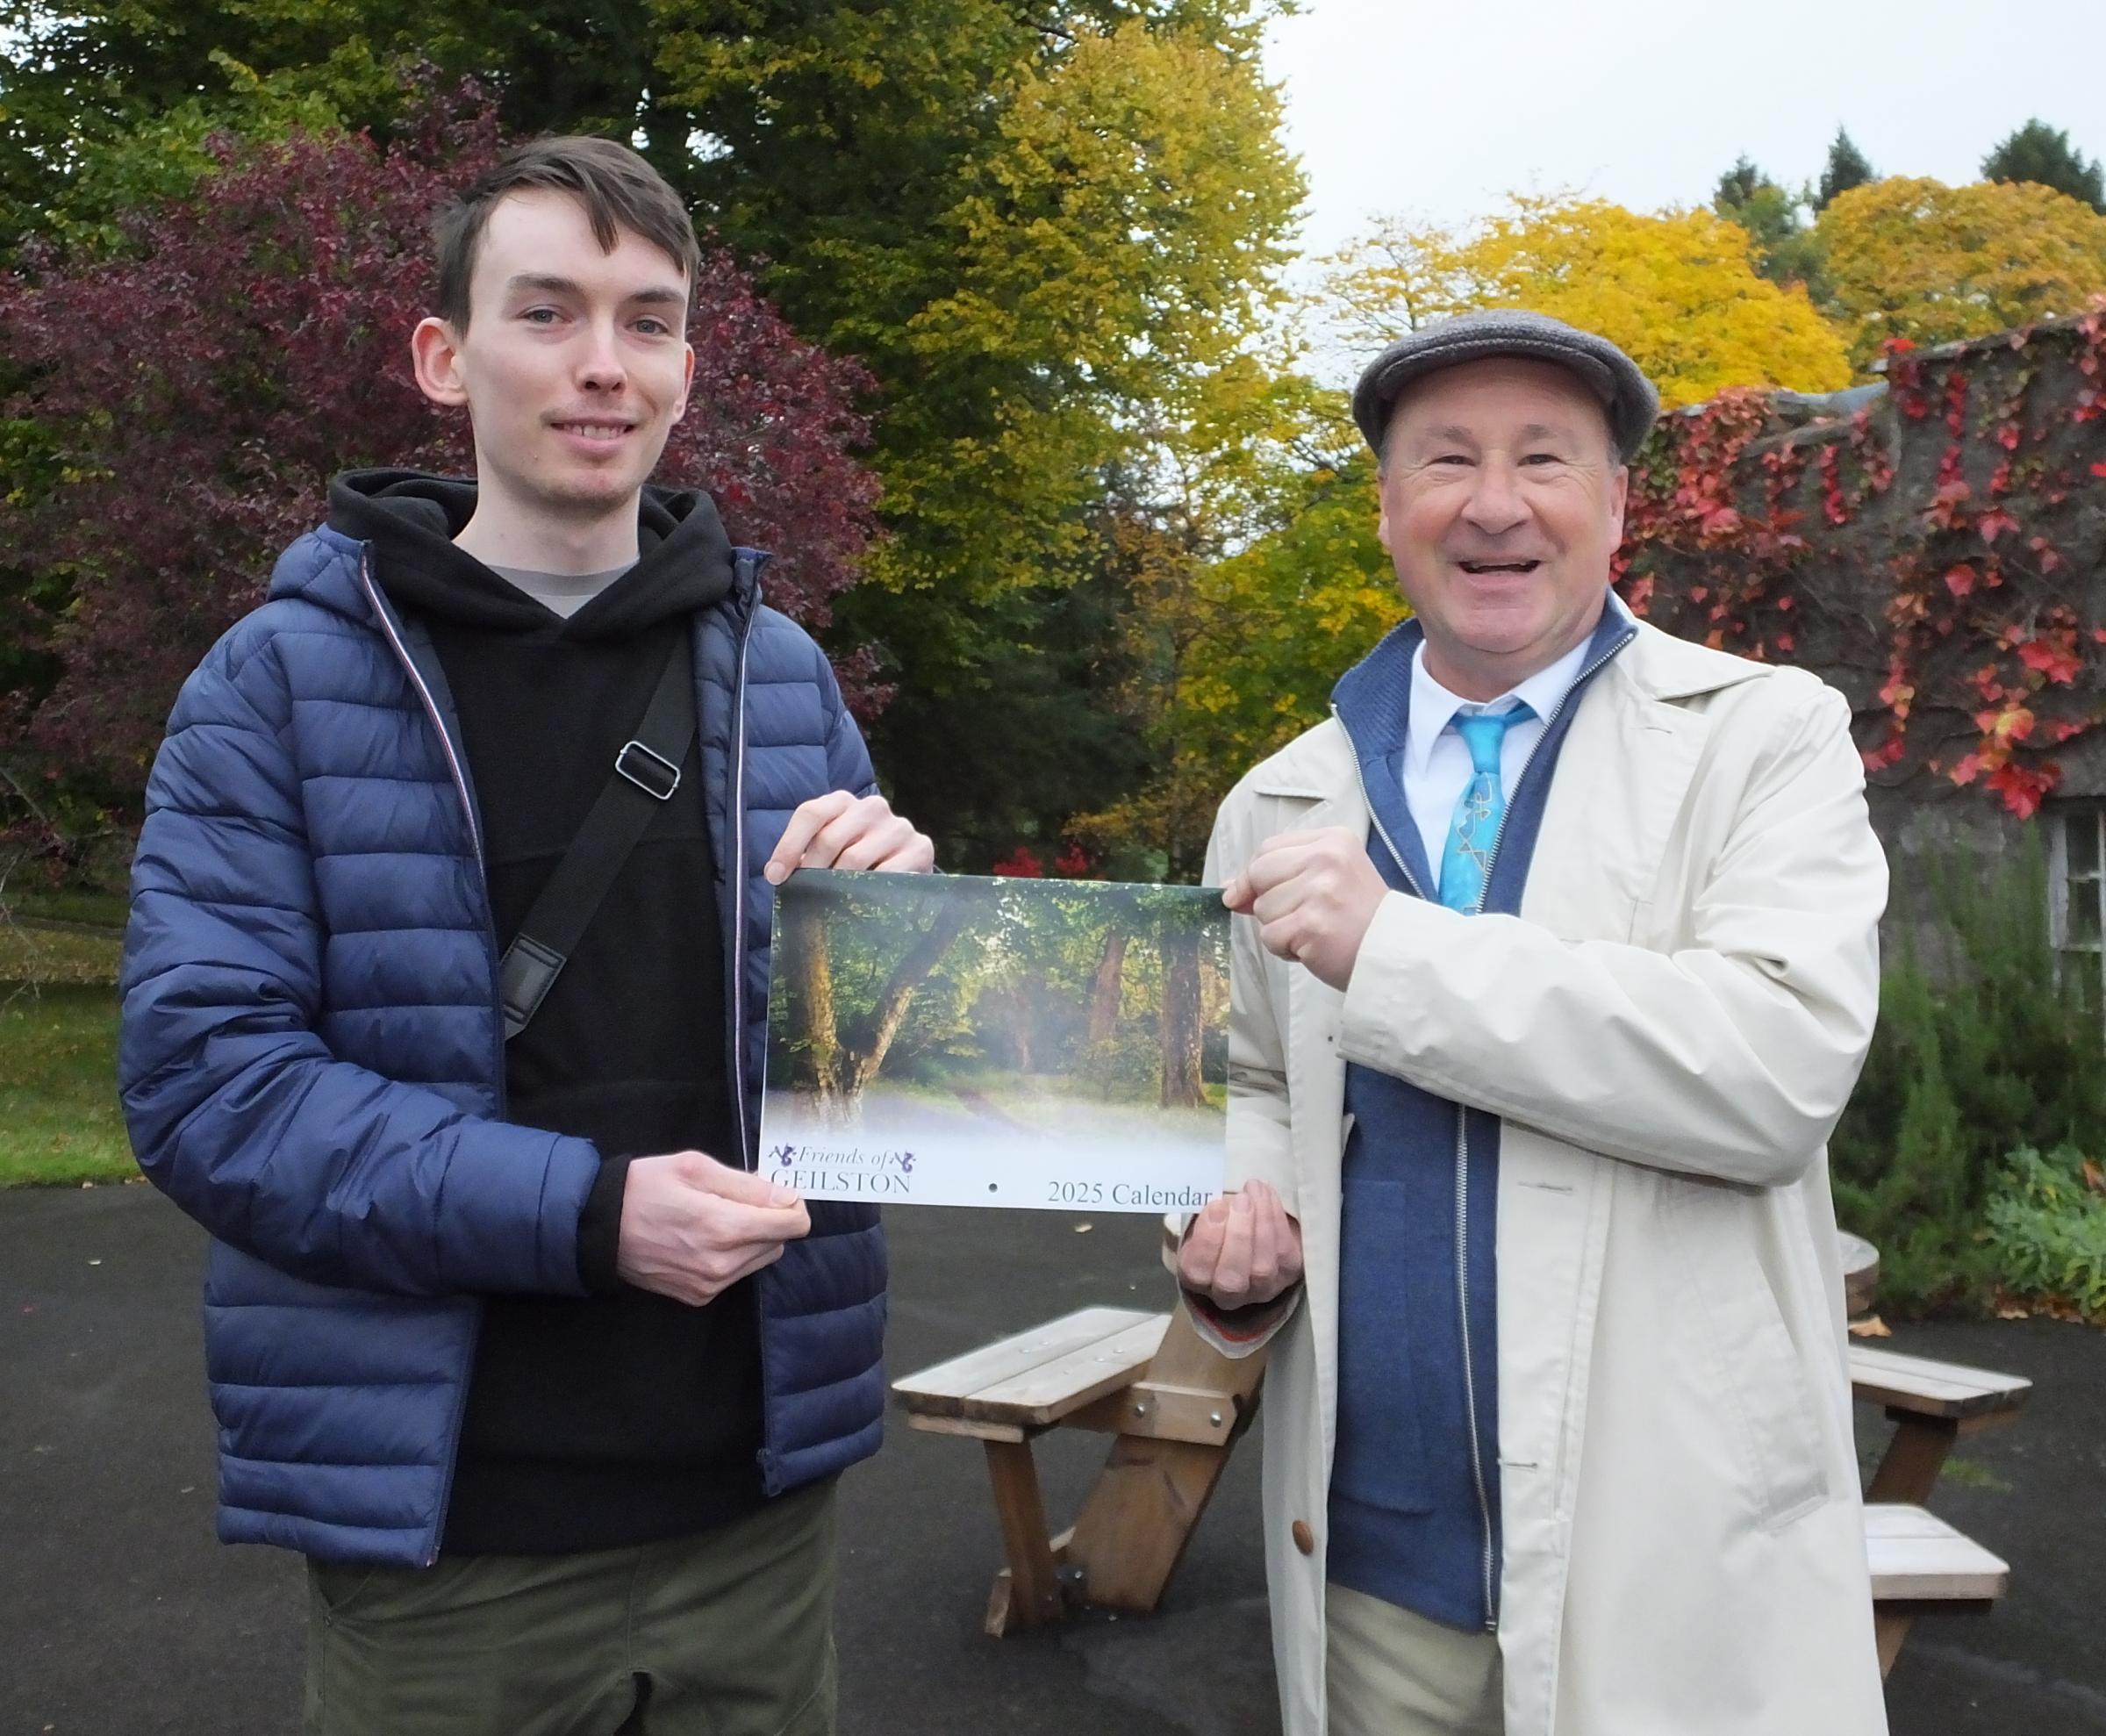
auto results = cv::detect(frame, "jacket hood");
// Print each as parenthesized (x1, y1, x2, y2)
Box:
(317, 469, 739, 640)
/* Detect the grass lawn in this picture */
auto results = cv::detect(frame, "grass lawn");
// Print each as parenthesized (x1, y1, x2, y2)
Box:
(0, 915, 137, 1187)
(7, 887, 131, 929)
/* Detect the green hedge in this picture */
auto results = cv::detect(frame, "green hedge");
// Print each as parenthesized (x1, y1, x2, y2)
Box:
(1829, 839, 2106, 1315)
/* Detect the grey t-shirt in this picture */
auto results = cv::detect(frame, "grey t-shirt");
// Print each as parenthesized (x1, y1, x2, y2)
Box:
(488, 563, 635, 620)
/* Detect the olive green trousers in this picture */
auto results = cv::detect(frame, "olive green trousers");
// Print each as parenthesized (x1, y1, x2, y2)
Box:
(304, 1481, 836, 1736)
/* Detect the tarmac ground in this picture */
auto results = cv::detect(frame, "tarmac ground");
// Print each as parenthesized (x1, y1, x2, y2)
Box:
(4, 1185, 2102, 1735)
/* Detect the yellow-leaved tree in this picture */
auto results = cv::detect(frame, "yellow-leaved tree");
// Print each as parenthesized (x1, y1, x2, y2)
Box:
(1319, 195, 1853, 408)
(1815, 176, 2106, 369)
(1064, 364, 1400, 880)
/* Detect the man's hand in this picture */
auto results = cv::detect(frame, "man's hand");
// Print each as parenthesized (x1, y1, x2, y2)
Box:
(616, 1151, 812, 1305)
(1221, 827, 1388, 992)
(1178, 1180, 1304, 1311)
(764, 791, 933, 886)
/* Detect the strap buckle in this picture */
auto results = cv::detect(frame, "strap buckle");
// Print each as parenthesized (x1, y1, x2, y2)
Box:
(614, 740, 681, 800)
(499, 935, 566, 1041)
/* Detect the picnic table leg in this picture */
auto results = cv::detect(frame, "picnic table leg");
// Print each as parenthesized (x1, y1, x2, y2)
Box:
(1060, 1302, 1264, 1614)
(1866, 1413, 1959, 1505)
(982, 1439, 1065, 1635)
(1873, 1606, 1915, 1679)
(1059, 1431, 1244, 1612)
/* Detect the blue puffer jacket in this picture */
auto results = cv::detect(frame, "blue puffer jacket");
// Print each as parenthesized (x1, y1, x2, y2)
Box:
(118, 521, 887, 1567)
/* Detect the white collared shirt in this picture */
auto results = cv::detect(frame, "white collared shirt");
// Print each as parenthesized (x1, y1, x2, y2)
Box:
(1400, 635, 1594, 877)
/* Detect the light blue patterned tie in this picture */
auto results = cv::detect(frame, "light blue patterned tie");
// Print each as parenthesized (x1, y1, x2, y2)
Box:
(1437, 706, 1530, 914)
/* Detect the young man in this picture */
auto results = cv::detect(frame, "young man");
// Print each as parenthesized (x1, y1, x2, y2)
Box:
(1178, 311, 1890, 1735)
(119, 137, 928, 1734)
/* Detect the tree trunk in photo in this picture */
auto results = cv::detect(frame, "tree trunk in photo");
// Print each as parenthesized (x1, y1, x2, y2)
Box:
(1158, 927, 1206, 1109)
(1086, 929, 1128, 1044)
(1008, 984, 1036, 1076)
(783, 897, 843, 1115)
(1199, 952, 1228, 1029)
(842, 903, 973, 1099)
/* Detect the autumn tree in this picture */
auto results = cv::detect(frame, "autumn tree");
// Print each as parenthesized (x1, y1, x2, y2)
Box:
(1321, 196, 1852, 410)
(1311, 213, 1455, 346)
(0, 106, 878, 823)
(2, 3, 1305, 865)
(1816, 127, 1875, 209)
(1815, 176, 2106, 369)
(1981, 119, 2105, 213)
(0, 0, 679, 253)
(663, 10, 1303, 864)
(1071, 372, 1399, 880)
(1711, 154, 1826, 294)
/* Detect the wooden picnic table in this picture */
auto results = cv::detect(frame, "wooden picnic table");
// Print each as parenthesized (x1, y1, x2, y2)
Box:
(895, 1300, 1262, 1634)
(895, 1223, 2030, 1661)
(1835, 1228, 2034, 1503)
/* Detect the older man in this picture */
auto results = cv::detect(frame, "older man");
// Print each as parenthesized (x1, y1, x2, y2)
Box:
(1177, 311, 1890, 1736)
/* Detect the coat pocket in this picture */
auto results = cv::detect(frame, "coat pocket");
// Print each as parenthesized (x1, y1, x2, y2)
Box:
(1329, 1178, 1436, 1516)
(1664, 1178, 1829, 1531)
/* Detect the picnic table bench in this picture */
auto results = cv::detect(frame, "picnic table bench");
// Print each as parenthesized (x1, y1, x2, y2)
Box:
(895, 1280, 2031, 1673)
(1863, 1503, 2011, 1676)
(1849, 1343, 2033, 1503)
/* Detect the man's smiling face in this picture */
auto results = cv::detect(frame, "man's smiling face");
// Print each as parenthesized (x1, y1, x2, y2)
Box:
(431, 187, 694, 530)
(1377, 355, 1628, 700)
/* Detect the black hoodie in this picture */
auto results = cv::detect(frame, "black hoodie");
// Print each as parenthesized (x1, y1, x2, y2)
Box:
(328, 470, 766, 1554)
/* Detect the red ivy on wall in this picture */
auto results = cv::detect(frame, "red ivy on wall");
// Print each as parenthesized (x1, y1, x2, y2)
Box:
(1619, 300, 2106, 819)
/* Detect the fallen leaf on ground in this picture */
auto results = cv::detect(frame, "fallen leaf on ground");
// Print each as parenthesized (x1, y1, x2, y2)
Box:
(1073, 1222, 1092, 1234)
(1847, 1314, 1892, 1338)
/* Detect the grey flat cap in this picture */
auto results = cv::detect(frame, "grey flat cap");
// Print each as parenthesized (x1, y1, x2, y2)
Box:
(1351, 309, 1660, 463)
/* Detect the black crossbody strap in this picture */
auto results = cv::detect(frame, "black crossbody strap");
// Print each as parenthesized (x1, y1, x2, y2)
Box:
(499, 634, 696, 1042)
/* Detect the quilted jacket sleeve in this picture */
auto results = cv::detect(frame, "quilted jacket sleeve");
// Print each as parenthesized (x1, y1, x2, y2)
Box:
(118, 625, 600, 1299)
(817, 641, 878, 800)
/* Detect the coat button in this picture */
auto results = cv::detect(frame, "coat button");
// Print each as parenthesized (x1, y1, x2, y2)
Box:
(1292, 1519, 1314, 1556)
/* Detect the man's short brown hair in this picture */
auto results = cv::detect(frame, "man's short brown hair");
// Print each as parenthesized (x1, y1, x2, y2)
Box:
(432, 136, 701, 330)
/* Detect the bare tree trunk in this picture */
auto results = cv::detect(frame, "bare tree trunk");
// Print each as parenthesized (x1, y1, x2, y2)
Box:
(1199, 952, 1229, 1029)
(1010, 984, 1035, 1076)
(1158, 928, 1206, 1109)
(842, 904, 972, 1097)
(1086, 930, 1128, 1044)
(783, 898, 842, 1115)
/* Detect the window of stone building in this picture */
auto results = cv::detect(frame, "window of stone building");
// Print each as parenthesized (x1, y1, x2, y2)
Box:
(2048, 801, 2106, 1000)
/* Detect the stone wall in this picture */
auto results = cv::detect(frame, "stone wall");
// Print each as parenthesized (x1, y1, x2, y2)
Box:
(1619, 306, 2106, 956)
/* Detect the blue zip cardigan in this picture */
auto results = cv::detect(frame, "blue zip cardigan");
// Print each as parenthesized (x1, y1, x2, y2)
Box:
(118, 522, 888, 1567)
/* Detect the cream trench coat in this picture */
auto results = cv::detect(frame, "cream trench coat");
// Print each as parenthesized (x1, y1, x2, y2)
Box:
(1200, 619, 1890, 1736)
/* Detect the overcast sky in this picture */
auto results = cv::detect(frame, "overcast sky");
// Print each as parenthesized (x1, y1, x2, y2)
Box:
(1264, 0, 2106, 261)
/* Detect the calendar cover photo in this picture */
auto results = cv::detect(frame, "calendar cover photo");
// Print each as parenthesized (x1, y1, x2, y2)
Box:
(760, 870, 1228, 1211)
